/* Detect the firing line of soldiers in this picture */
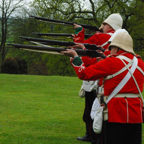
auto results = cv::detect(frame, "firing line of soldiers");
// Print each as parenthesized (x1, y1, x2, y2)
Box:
(8, 13, 144, 144)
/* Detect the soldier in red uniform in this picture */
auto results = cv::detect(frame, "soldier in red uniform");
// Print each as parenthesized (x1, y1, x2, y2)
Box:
(73, 13, 123, 143)
(62, 32, 144, 144)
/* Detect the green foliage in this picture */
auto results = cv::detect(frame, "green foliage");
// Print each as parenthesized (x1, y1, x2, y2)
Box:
(7, 48, 48, 75)
(6, 0, 144, 76)
(7, 48, 76, 76)
(126, 0, 144, 54)
(28, 62, 48, 75)
(44, 54, 76, 76)
(14, 57, 28, 74)
(1, 57, 20, 74)
(10, 17, 41, 43)
(30, 0, 144, 53)
(7, 14, 76, 76)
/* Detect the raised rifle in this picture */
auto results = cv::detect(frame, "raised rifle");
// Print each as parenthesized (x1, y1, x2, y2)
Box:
(7, 43, 106, 59)
(30, 15, 102, 32)
(32, 32, 93, 39)
(19, 36, 105, 52)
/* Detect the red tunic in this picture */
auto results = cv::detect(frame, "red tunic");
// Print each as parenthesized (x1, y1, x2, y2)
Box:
(74, 28, 114, 85)
(71, 50, 144, 123)
(74, 28, 114, 68)
(74, 27, 115, 49)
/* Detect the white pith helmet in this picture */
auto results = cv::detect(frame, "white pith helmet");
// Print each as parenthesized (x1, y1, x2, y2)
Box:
(103, 13, 123, 30)
(108, 29, 128, 43)
(108, 32, 135, 55)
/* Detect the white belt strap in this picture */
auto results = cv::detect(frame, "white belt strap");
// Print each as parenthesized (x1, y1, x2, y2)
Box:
(107, 33, 114, 36)
(114, 94, 140, 98)
(101, 41, 109, 48)
(120, 57, 144, 103)
(98, 86, 104, 93)
(105, 56, 133, 80)
(117, 55, 132, 62)
(118, 55, 144, 76)
(105, 94, 140, 99)
(137, 66, 144, 76)
(106, 56, 138, 104)
(100, 33, 113, 48)
(105, 62, 132, 80)
(105, 55, 144, 80)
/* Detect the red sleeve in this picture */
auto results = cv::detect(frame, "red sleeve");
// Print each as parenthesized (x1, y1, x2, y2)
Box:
(74, 27, 85, 43)
(81, 56, 97, 67)
(104, 49, 111, 56)
(74, 28, 98, 66)
(71, 58, 111, 81)
(72, 55, 144, 95)
(74, 29, 111, 49)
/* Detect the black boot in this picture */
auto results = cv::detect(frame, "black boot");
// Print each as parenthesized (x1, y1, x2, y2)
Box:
(77, 134, 92, 142)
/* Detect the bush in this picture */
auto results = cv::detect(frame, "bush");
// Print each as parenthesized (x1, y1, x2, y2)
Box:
(14, 57, 28, 74)
(1, 57, 19, 74)
(28, 62, 48, 75)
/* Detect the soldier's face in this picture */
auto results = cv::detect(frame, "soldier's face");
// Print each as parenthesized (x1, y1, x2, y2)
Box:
(103, 23, 112, 33)
(110, 46, 119, 55)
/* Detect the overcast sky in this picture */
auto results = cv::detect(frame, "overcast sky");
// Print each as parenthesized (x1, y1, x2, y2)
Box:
(0, 0, 33, 17)
(9, 0, 33, 17)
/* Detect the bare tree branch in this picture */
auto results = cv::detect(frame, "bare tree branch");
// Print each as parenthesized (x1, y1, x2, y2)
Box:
(0, 0, 26, 64)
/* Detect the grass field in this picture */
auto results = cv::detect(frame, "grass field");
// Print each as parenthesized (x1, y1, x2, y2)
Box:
(0, 74, 144, 144)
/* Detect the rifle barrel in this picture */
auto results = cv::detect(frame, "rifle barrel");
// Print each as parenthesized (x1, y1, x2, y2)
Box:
(33, 32, 93, 39)
(19, 36, 105, 52)
(7, 43, 87, 54)
(19, 36, 75, 46)
(30, 15, 102, 32)
(7, 43, 106, 58)
(33, 33, 72, 37)
(7, 43, 66, 51)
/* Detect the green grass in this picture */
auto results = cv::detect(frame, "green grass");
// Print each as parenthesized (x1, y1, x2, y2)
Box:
(0, 74, 144, 144)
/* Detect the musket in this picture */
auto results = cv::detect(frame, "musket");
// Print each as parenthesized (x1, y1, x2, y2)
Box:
(32, 32, 93, 39)
(19, 36, 105, 52)
(7, 43, 106, 59)
(30, 15, 102, 32)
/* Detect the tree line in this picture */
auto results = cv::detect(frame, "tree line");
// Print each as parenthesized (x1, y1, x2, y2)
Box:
(0, 0, 144, 76)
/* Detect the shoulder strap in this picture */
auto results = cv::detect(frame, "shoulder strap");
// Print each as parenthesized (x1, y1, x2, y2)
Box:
(100, 33, 113, 48)
(120, 57, 144, 103)
(106, 56, 138, 104)
(105, 55, 144, 80)
(118, 56, 144, 75)
(107, 33, 113, 36)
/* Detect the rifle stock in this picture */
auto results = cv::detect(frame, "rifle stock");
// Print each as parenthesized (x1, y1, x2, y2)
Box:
(19, 36, 105, 52)
(30, 15, 102, 32)
(7, 43, 106, 59)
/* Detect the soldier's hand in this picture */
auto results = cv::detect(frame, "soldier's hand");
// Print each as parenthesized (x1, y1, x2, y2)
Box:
(73, 23, 82, 29)
(96, 57, 104, 62)
(96, 50, 105, 61)
(96, 46, 105, 61)
(61, 49, 78, 57)
(71, 34, 75, 40)
(73, 43, 86, 49)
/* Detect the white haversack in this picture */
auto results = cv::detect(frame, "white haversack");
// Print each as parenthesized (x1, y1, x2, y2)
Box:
(93, 106, 103, 134)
